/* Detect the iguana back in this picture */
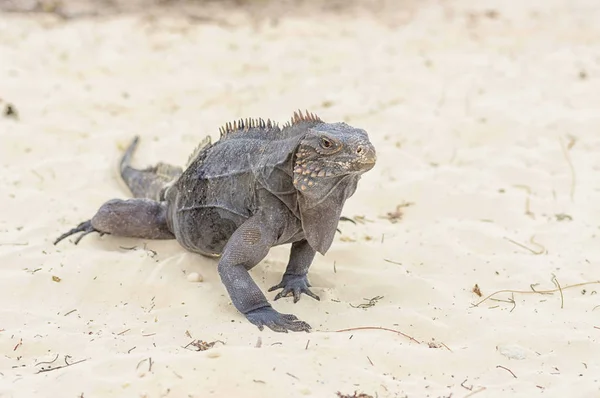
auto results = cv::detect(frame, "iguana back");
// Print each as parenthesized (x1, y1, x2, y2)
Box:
(171, 114, 324, 220)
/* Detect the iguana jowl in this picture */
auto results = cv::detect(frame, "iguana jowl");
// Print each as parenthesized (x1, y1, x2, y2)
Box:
(54, 110, 377, 332)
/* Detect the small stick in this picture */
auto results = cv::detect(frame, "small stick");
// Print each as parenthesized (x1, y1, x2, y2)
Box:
(63, 309, 77, 317)
(333, 326, 420, 344)
(36, 358, 87, 374)
(490, 293, 516, 312)
(367, 356, 374, 366)
(383, 259, 402, 266)
(593, 326, 599, 330)
(286, 372, 299, 380)
(14, 339, 22, 351)
(460, 379, 473, 391)
(464, 387, 487, 397)
(305, 340, 310, 350)
(512, 184, 534, 219)
(529, 236, 546, 254)
(117, 329, 130, 336)
(551, 274, 564, 309)
(440, 342, 452, 352)
(473, 280, 600, 307)
(503, 237, 544, 255)
(496, 365, 517, 378)
(127, 346, 137, 354)
(136, 358, 148, 370)
(35, 354, 60, 367)
(529, 284, 552, 295)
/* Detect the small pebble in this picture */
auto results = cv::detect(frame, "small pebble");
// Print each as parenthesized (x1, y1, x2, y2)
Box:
(187, 272, 203, 282)
(497, 344, 527, 360)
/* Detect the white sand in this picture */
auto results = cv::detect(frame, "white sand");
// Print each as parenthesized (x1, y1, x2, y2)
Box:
(1, 0, 599, 396)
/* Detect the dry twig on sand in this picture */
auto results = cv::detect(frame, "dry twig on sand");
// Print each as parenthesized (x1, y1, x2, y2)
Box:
(473, 280, 600, 309)
(36, 355, 87, 374)
(503, 236, 546, 255)
(496, 365, 517, 378)
(183, 339, 225, 351)
(350, 296, 383, 309)
(380, 201, 414, 223)
(333, 326, 421, 344)
(336, 392, 374, 398)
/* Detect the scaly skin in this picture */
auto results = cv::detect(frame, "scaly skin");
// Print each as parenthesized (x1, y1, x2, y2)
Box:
(54, 110, 376, 332)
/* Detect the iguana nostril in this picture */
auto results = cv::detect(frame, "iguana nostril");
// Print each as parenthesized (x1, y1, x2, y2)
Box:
(356, 146, 363, 154)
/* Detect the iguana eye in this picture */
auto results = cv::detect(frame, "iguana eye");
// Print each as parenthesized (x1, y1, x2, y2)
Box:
(320, 137, 333, 149)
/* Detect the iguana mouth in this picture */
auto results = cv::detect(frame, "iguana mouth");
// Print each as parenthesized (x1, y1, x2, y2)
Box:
(356, 154, 376, 171)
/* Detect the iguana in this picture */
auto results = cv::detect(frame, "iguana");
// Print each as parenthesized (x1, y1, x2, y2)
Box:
(54, 110, 377, 333)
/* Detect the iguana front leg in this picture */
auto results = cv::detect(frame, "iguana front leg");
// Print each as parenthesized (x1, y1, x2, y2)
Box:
(268, 240, 320, 302)
(218, 216, 311, 333)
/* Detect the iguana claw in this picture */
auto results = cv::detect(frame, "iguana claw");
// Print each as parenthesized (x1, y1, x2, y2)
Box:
(54, 220, 103, 245)
(269, 274, 320, 303)
(245, 306, 311, 333)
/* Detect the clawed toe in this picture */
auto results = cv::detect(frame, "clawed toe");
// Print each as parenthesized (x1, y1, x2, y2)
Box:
(54, 220, 101, 245)
(245, 307, 311, 333)
(269, 274, 320, 303)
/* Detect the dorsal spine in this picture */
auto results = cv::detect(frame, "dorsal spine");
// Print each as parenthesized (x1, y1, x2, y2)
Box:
(217, 110, 323, 139)
(286, 110, 323, 127)
(219, 118, 276, 139)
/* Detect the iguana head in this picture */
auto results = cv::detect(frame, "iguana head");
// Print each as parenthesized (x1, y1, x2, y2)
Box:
(292, 121, 376, 255)
(292, 122, 376, 194)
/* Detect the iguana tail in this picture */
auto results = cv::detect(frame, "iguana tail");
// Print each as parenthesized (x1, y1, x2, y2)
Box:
(120, 136, 183, 201)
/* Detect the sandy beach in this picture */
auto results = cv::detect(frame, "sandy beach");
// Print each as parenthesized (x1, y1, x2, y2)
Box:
(1, 0, 599, 396)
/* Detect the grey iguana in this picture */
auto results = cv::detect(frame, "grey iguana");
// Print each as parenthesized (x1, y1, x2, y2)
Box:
(54, 110, 377, 332)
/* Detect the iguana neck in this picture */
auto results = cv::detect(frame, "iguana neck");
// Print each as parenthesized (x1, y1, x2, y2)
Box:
(296, 175, 359, 255)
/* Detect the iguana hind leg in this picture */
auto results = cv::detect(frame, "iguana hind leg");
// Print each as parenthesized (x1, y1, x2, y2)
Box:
(120, 136, 183, 201)
(54, 198, 174, 245)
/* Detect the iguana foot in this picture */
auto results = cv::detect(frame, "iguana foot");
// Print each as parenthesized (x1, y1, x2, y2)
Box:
(268, 274, 320, 303)
(54, 220, 103, 245)
(245, 307, 311, 333)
